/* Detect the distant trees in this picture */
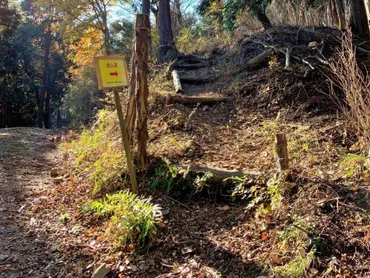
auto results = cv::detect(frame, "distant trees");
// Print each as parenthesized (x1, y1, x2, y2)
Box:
(0, 0, 71, 128)
(198, 0, 272, 31)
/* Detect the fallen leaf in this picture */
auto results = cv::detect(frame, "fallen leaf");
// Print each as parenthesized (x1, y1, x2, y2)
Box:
(261, 232, 269, 241)
(32, 205, 39, 213)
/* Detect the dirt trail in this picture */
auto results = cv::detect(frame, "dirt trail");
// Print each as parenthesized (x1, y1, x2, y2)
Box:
(0, 128, 62, 277)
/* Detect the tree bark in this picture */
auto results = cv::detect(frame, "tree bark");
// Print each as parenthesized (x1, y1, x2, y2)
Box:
(158, 0, 178, 62)
(135, 14, 150, 167)
(348, 0, 370, 43)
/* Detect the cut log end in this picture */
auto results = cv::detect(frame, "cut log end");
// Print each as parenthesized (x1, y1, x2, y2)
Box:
(172, 70, 184, 94)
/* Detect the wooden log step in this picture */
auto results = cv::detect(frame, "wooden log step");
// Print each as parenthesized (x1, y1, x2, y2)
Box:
(180, 76, 214, 85)
(166, 94, 229, 105)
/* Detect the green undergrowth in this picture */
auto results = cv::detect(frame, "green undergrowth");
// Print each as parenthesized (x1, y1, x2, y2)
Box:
(149, 158, 269, 202)
(273, 248, 315, 278)
(63, 109, 126, 196)
(88, 190, 162, 249)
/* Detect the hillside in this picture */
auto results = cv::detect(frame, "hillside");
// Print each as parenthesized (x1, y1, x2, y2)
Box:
(1, 26, 369, 278)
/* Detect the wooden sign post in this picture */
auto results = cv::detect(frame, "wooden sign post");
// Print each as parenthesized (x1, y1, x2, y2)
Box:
(94, 56, 138, 193)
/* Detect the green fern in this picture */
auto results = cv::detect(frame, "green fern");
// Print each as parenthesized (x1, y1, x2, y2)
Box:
(88, 191, 162, 248)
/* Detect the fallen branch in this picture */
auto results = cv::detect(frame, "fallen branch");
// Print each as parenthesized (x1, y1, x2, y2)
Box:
(285, 47, 292, 69)
(302, 58, 315, 70)
(166, 95, 229, 105)
(230, 48, 274, 76)
(165, 195, 191, 211)
(176, 165, 248, 179)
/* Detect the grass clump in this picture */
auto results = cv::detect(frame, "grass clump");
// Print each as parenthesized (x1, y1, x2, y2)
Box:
(89, 190, 162, 249)
(64, 109, 126, 196)
(273, 248, 315, 278)
(340, 153, 368, 178)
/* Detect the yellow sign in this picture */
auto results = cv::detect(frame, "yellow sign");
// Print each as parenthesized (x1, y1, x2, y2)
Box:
(94, 56, 129, 90)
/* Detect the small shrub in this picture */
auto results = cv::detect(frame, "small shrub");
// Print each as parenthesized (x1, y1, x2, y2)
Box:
(329, 32, 370, 154)
(89, 191, 162, 249)
(149, 159, 180, 194)
(58, 212, 69, 225)
(340, 153, 368, 178)
(63, 109, 126, 196)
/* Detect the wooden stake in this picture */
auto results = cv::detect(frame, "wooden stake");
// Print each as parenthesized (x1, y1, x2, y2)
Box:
(113, 88, 138, 193)
(275, 133, 289, 172)
(135, 14, 150, 168)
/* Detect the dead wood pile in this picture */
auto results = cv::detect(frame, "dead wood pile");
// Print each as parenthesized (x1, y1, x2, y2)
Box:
(217, 26, 366, 115)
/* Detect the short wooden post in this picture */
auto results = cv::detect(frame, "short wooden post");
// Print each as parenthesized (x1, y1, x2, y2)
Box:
(275, 133, 289, 172)
(135, 14, 150, 167)
(114, 88, 138, 193)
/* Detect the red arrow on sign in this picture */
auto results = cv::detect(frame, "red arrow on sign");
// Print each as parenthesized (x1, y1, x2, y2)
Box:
(110, 71, 118, 77)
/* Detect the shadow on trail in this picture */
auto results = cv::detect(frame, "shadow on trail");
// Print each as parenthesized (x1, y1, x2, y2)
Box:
(0, 128, 60, 277)
(143, 197, 267, 278)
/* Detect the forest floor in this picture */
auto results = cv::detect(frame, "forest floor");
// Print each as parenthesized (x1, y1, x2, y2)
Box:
(2, 26, 370, 278)
(0, 128, 64, 277)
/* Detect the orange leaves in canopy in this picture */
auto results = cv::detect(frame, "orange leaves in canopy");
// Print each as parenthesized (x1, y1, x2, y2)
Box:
(68, 27, 103, 74)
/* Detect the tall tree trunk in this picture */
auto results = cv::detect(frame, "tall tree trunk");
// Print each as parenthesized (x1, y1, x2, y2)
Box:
(158, 0, 178, 62)
(37, 31, 51, 128)
(348, 0, 370, 43)
(171, 0, 182, 35)
(142, 0, 150, 14)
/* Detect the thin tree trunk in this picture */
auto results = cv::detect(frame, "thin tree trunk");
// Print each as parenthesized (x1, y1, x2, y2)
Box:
(142, 0, 150, 14)
(171, 0, 182, 35)
(158, 0, 178, 62)
(37, 31, 51, 128)
(44, 91, 51, 128)
(135, 14, 150, 167)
